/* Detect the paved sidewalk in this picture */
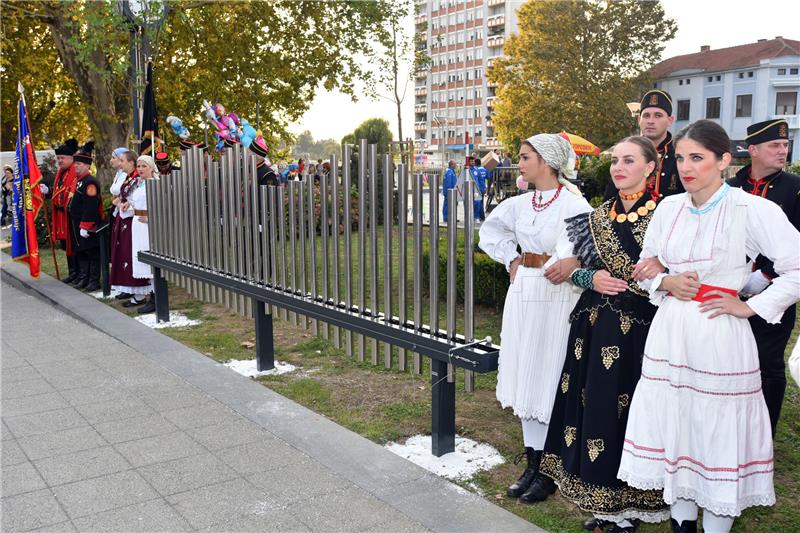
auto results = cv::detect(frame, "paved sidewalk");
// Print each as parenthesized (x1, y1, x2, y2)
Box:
(1, 261, 541, 532)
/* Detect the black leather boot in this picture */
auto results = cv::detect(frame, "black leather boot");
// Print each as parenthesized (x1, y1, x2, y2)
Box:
(519, 450, 555, 503)
(72, 259, 90, 289)
(137, 294, 156, 314)
(607, 520, 640, 533)
(507, 448, 538, 498)
(584, 517, 613, 531)
(83, 259, 101, 292)
(670, 518, 698, 533)
(63, 255, 79, 284)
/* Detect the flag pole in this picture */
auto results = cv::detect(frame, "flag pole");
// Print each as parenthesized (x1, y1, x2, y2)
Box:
(42, 197, 60, 280)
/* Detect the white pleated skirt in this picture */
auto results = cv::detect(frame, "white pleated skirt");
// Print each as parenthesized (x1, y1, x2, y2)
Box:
(496, 265, 581, 422)
(617, 296, 775, 517)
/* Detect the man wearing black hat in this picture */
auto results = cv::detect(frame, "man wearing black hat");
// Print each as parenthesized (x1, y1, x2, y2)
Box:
(45, 138, 80, 282)
(605, 90, 684, 201)
(68, 142, 104, 292)
(154, 151, 174, 176)
(728, 118, 800, 436)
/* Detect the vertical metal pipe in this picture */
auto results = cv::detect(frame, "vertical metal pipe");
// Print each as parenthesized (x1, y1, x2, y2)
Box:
(342, 144, 353, 356)
(307, 177, 318, 334)
(382, 153, 393, 368)
(243, 153, 254, 284)
(429, 171, 440, 340)
(447, 187, 458, 383)
(178, 151, 187, 264)
(260, 185, 268, 286)
(269, 186, 278, 289)
(357, 139, 367, 361)
(412, 173, 423, 374)
(319, 171, 329, 339)
(297, 179, 308, 326)
(278, 183, 288, 320)
(330, 153, 340, 348)
(234, 145, 245, 280)
(397, 163, 408, 371)
(288, 181, 298, 325)
(145, 177, 156, 254)
(463, 180, 476, 392)
(222, 151, 233, 310)
(187, 148, 198, 304)
(369, 143, 378, 365)
(252, 162, 262, 286)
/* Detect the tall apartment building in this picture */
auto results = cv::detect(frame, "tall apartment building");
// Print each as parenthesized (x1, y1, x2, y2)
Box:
(652, 37, 800, 162)
(414, 0, 523, 164)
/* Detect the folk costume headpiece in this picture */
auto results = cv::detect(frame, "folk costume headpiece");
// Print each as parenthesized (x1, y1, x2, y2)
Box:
(526, 133, 581, 195)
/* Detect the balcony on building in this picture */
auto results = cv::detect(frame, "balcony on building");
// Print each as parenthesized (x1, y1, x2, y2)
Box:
(415, 14, 427, 25)
(486, 96, 497, 108)
(486, 119, 493, 128)
(415, 104, 428, 114)
(487, 80, 498, 88)
(415, 87, 428, 96)
(488, 0, 505, 6)
(486, 137, 501, 147)
(487, 36, 504, 48)
(486, 57, 498, 68)
(415, 122, 428, 132)
(415, 70, 427, 80)
(487, 15, 505, 28)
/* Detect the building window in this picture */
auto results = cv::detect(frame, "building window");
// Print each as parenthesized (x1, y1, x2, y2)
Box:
(686, 78, 691, 85)
(677, 100, 690, 121)
(736, 94, 752, 117)
(679, 80, 683, 86)
(707, 76, 713, 82)
(778, 68, 787, 75)
(738, 72, 744, 79)
(748, 71, 754, 78)
(716, 75, 721, 81)
(791, 68, 799, 75)
(775, 92, 797, 115)
(705, 97, 721, 119)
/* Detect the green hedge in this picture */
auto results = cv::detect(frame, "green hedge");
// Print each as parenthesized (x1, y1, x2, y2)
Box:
(421, 233, 510, 308)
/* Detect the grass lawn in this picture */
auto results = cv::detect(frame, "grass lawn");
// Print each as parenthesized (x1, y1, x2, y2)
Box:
(15, 240, 800, 533)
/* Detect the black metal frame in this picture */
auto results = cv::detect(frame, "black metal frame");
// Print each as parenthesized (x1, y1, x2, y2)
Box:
(141, 251, 498, 456)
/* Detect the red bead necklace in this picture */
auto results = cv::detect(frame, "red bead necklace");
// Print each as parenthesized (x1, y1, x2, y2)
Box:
(531, 184, 563, 212)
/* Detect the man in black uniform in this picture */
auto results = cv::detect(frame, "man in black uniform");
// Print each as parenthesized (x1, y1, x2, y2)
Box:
(728, 118, 800, 436)
(155, 151, 174, 176)
(604, 90, 684, 201)
(68, 142, 104, 292)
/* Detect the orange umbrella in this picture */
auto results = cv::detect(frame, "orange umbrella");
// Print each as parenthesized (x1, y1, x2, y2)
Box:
(559, 132, 601, 156)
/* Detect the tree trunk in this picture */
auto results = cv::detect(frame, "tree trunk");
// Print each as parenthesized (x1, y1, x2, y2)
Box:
(44, 4, 129, 186)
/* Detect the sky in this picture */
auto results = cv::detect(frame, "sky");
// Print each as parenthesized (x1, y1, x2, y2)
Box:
(288, 0, 799, 144)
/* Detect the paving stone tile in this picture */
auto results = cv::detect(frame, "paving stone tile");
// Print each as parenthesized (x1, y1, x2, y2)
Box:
(4, 407, 88, 438)
(60, 383, 131, 407)
(186, 419, 267, 451)
(114, 430, 206, 467)
(2, 437, 28, 466)
(362, 517, 430, 532)
(72, 498, 191, 532)
(0, 351, 28, 369)
(197, 508, 311, 533)
(17, 426, 108, 461)
(34, 446, 130, 486)
(1, 489, 69, 532)
(44, 369, 119, 392)
(286, 486, 403, 532)
(94, 413, 178, 444)
(29, 520, 78, 533)
(161, 402, 237, 430)
(1, 377, 55, 400)
(215, 438, 304, 475)
(246, 460, 352, 507)
(51, 470, 158, 519)
(32, 359, 100, 377)
(137, 452, 238, 496)
(1, 364, 41, 383)
(1, 419, 13, 440)
(2, 392, 69, 417)
(138, 387, 213, 412)
(2, 460, 48, 497)
(74, 397, 155, 424)
(167, 478, 279, 530)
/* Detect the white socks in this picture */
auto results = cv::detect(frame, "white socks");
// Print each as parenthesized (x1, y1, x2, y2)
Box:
(671, 498, 734, 533)
(521, 418, 549, 449)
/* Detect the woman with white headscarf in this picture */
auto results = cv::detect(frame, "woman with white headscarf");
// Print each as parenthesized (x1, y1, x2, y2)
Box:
(479, 133, 592, 504)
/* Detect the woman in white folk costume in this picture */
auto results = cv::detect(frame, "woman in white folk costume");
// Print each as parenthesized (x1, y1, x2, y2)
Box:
(124, 155, 157, 314)
(619, 120, 800, 533)
(108, 147, 133, 302)
(479, 134, 592, 504)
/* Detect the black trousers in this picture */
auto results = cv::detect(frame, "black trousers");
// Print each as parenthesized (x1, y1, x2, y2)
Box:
(750, 303, 796, 436)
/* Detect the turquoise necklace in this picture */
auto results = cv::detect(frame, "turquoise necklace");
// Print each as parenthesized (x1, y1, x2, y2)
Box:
(688, 183, 729, 215)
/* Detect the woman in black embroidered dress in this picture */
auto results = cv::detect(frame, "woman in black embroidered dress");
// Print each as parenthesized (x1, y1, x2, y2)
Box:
(540, 137, 669, 532)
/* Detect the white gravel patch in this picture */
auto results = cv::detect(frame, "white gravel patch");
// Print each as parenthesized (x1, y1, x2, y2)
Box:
(385, 434, 505, 481)
(134, 312, 201, 329)
(223, 358, 297, 378)
(89, 289, 121, 299)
